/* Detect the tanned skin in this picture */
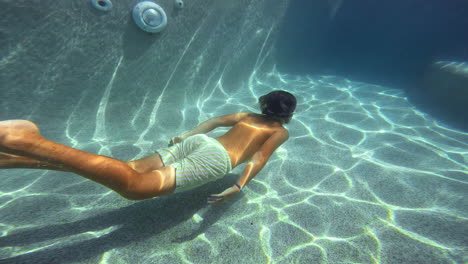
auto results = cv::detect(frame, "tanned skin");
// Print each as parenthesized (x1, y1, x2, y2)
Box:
(0, 112, 288, 203)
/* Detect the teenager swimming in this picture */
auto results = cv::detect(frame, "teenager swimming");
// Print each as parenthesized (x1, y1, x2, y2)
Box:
(0, 91, 296, 204)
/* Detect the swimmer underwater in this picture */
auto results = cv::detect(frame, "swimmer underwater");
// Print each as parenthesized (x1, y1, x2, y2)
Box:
(0, 91, 296, 204)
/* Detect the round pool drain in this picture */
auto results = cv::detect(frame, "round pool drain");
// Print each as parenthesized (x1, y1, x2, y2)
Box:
(133, 1, 167, 33)
(174, 0, 184, 9)
(90, 0, 113, 12)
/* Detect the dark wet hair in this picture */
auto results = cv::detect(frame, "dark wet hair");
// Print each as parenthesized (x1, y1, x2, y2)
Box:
(259, 90, 296, 123)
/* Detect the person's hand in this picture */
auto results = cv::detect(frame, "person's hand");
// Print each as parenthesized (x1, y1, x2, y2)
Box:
(168, 136, 183, 147)
(208, 186, 241, 204)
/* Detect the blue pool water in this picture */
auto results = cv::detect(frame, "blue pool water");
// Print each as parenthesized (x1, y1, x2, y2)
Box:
(1, 70, 466, 263)
(0, 0, 467, 263)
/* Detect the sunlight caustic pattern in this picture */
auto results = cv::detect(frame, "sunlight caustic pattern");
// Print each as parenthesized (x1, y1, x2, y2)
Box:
(183, 70, 466, 264)
(1, 55, 468, 264)
(166, 69, 467, 263)
(1, 0, 466, 261)
(0, 68, 467, 263)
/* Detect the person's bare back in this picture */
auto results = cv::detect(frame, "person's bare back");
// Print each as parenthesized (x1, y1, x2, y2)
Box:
(216, 113, 287, 168)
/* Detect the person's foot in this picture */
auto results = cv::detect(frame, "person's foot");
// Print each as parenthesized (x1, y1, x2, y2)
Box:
(0, 120, 40, 150)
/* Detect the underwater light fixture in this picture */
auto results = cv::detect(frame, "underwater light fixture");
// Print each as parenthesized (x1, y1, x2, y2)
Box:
(90, 0, 113, 12)
(132, 1, 168, 33)
(175, 0, 184, 9)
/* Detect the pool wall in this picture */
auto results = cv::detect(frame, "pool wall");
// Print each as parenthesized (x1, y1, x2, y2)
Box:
(0, 0, 289, 145)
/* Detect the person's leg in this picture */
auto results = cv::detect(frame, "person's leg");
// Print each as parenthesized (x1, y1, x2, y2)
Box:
(0, 120, 175, 200)
(0, 152, 65, 170)
(126, 154, 164, 174)
(1, 152, 163, 173)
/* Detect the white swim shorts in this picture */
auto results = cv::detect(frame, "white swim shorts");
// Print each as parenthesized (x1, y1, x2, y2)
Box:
(156, 134, 232, 193)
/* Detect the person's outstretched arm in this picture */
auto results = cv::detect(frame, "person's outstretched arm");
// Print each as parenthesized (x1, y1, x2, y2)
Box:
(208, 128, 289, 204)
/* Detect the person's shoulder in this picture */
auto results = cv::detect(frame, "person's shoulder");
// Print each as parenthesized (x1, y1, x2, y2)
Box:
(238, 112, 256, 119)
(261, 126, 289, 150)
(237, 112, 252, 118)
(265, 122, 289, 141)
(231, 112, 255, 123)
(215, 113, 250, 126)
(275, 126, 289, 139)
